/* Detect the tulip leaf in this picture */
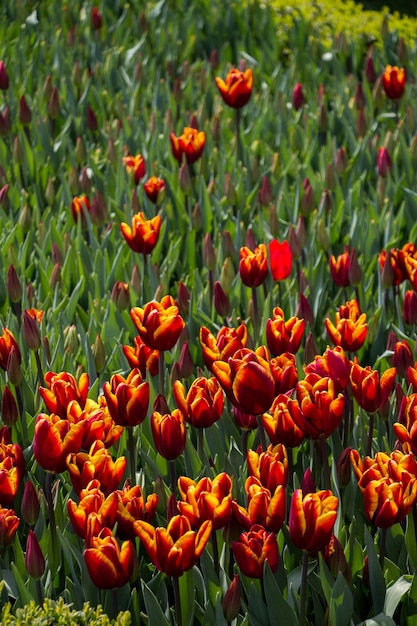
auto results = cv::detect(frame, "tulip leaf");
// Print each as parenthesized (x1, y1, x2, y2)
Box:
(384, 575, 412, 618)
(141, 580, 171, 626)
(364, 526, 386, 615)
(10, 563, 34, 608)
(263, 562, 298, 626)
(247, 581, 269, 626)
(318, 553, 335, 606)
(404, 573, 417, 625)
(405, 511, 417, 570)
(356, 614, 396, 626)
(329, 572, 353, 626)
(179, 569, 196, 626)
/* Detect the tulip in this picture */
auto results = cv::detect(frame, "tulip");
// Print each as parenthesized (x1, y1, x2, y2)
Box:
(90, 6, 102, 30)
(403, 290, 417, 325)
(33, 413, 87, 474)
(232, 524, 279, 578)
(21, 481, 40, 526)
(269, 352, 299, 395)
(71, 194, 90, 227)
(266, 307, 305, 356)
(394, 394, 417, 454)
(173, 376, 224, 428)
(115, 481, 158, 540)
(120, 211, 162, 255)
(39, 371, 89, 418)
(377, 146, 393, 178)
(144, 176, 165, 204)
(90, 191, 107, 226)
(239, 244, 268, 288)
(292, 82, 305, 111)
(0, 507, 19, 545)
(1, 385, 18, 427)
(214, 280, 230, 318)
(269, 239, 292, 281)
(151, 409, 186, 460)
(84, 527, 135, 589)
(232, 406, 258, 431)
(130, 295, 185, 351)
(199, 323, 248, 372)
(122, 335, 159, 377)
(215, 68, 253, 109)
(7, 265, 22, 304)
(170, 127, 206, 165)
(122, 154, 146, 185)
(323, 535, 352, 584)
(329, 246, 355, 288)
(305, 345, 352, 394)
(288, 373, 345, 440)
(289, 488, 338, 553)
(68, 484, 119, 538)
(0, 328, 21, 371)
(212, 347, 276, 415)
(177, 473, 233, 530)
(25, 530, 45, 580)
(393, 340, 413, 378)
(350, 363, 396, 413)
(325, 299, 368, 352)
(234, 477, 286, 533)
(66, 440, 126, 496)
(222, 574, 241, 621)
(134, 514, 212, 577)
(247, 444, 288, 493)
(103, 368, 149, 428)
(262, 393, 305, 448)
(382, 65, 406, 100)
(0, 61, 9, 90)
(0, 450, 24, 505)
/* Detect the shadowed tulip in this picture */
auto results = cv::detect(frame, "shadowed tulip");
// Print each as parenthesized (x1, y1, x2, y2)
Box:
(350, 363, 396, 413)
(173, 376, 224, 428)
(232, 524, 279, 578)
(151, 409, 186, 460)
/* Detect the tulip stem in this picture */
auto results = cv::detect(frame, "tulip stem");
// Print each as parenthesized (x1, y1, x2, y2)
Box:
(235, 108, 241, 166)
(128, 426, 137, 486)
(172, 575, 183, 626)
(320, 434, 331, 491)
(169, 459, 177, 496)
(15, 385, 27, 445)
(35, 579, 43, 606)
(299, 550, 309, 625)
(251, 286, 260, 341)
(366, 412, 374, 457)
(256, 414, 267, 451)
(211, 529, 219, 578)
(158, 351, 165, 398)
(34, 349, 45, 388)
(45, 472, 58, 566)
(111, 587, 119, 620)
(379, 527, 386, 570)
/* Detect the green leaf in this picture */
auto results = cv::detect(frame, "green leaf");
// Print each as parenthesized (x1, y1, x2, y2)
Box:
(179, 569, 195, 626)
(405, 573, 417, 625)
(364, 525, 386, 615)
(263, 562, 298, 626)
(405, 511, 417, 570)
(356, 614, 396, 626)
(329, 572, 353, 626)
(141, 579, 171, 626)
(10, 563, 34, 607)
(384, 575, 412, 618)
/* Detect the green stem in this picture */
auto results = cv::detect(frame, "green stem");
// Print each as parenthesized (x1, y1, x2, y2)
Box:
(158, 351, 165, 398)
(211, 529, 219, 578)
(45, 472, 58, 566)
(34, 349, 45, 387)
(299, 550, 309, 625)
(172, 575, 183, 626)
(35, 579, 43, 606)
(15, 385, 27, 445)
(367, 412, 374, 457)
(235, 108, 241, 166)
(128, 426, 137, 486)
(169, 459, 177, 496)
(379, 527, 386, 570)
(251, 286, 259, 341)
(256, 414, 267, 451)
(111, 587, 119, 620)
(320, 434, 331, 491)
(197, 427, 205, 461)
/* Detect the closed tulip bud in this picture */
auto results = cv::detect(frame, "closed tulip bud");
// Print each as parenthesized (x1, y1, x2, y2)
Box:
(91, 6, 102, 31)
(192, 202, 202, 230)
(92, 334, 105, 373)
(336, 448, 352, 488)
(214, 280, 230, 318)
(258, 175, 272, 206)
(323, 535, 352, 585)
(44, 177, 55, 206)
(377, 147, 392, 178)
(72, 61, 83, 88)
(21, 481, 40, 526)
(223, 230, 237, 259)
(80, 166, 93, 193)
(64, 324, 79, 355)
(13, 136, 23, 165)
(393, 340, 413, 378)
(111, 281, 130, 310)
(403, 290, 417, 325)
(301, 468, 316, 495)
(0, 61, 9, 90)
(25, 530, 45, 579)
(288, 225, 302, 260)
(301, 178, 314, 215)
(1, 385, 18, 426)
(177, 281, 190, 317)
(90, 191, 107, 227)
(354, 82, 366, 110)
(19, 95, 31, 126)
(47, 86, 60, 119)
(49, 263, 61, 289)
(74, 136, 85, 165)
(179, 163, 192, 194)
(7, 347, 22, 386)
(68, 166, 80, 195)
(317, 218, 330, 251)
(0, 108, 11, 137)
(87, 106, 98, 132)
(292, 82, 305, 111)
(318, 102, 328, 132)
(203, 233, 216, 270)
(26, 283, 35, 307)
(356, 109, 367, 138)
(7, 265, 22, 304)
(23, 310, 41, 351)
(220, 257, 236, 293)
(325, 163, 337, 190)
(298, 294, 315, 327)
(365, 52, 376, 84)
(222, 574, 241, 621)
(335, 147, 348, 176)
(177, 342, 194, 379)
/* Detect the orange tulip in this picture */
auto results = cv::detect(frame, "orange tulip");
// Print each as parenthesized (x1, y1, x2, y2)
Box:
(84, 527, 135, 589)
(325, 299, 368, 352)
(65, 398, 123, 451)
(143, 176, 165, 204)
(0, 506, 19, 546)
(234, 477, 286, 533)
(67, 482, 119, 539)
(266, 307, 305, 356)
(122, 153, 146, 185)
(199, 323, 248, 371)
(215, 68, 253, 109)
(66, 440, 126, 496)
(382, 65, 406, 100)
(288, 373, 345, 439)
(394, 393, 417, 454)
(269, 352, 299, 395)
(134, 514, 212, 577)
(247, 444, 288, 493)
(0, 327, 21, 371)
(33, 413, 87, 473)
(71, 194, 90, 227)
(39, 371, 90, 418)
(262, 393, 306, 448)
(0, 453, 24, 505)
(378, 247, 409, 287)
(239, 244, 268, 288)
(289, 488, 338, 554)
(170, 127, 206, 165)
(130, 295, 185, 351)
(120, 211, 162, 255)
(103, 368, 149, 428)
(212, 347, 276, 415)
(329, 246, 354, 288)
(177, 473, 233, 531)
(173, 376, 224, 428)
(232, 524, 279, 578)
(350, 363, 396, 413)
(122, 335, 159, 377)
(151, 409, 186, 460)
(115, 481, 158, 540)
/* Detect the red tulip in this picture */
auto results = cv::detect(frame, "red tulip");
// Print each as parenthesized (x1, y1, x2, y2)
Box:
(199, 323, 248, 372)
(173, 376, 224, 428)
(350, 363, 396, 413)
(103, 368, 149, 428)
(39, 370, 89, 418)
(325, 299, 368, 352)
(143, 176, 165, 204)
(120, 212, 162, 255)
(266, 306, 305, 356)
(289, 488, 338, 553)
(177, 473, 233, 530)
(239, 244, 268, 287)
(269, 239, 292, 281)
(382, 65, 406, 100)
(151, 409, 186, 460)
(122, 154, 146, 185)
(232, 524, 279, 578)
(0, 506, 19, 545)
(84, 527, 135, 589)
(130, 295, 185, 351)
(170, 127, 206, 165)
(33, 413, 87, 473)
(215, 68, 253, 109)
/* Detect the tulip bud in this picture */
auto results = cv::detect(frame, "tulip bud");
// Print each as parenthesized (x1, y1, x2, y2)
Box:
(1, 385, 18, 426)
(214, 280, 230, 318)
(354, 82, 366, 110)
(80, 166, 93, 194)
(323, 535, 352, 585)
(21, 481, 40, 526)
(47, 86, 60, 119)
(380, 14, 389, 39)
(224, 172, 237, 205)
(72, 61, 83, 89)
(356, 109, 367, 138)
(7, 265, 22, 304)
(90, 191, 107, 227)
(223, 230, 237, 259)
(295, 215, 307, 249)
(177, 281, 190, 318)
(292, 82, 305, 111)
(74, 136, 85, 165)
(19, 95, 32, 127)
(317, 218, 330, 251)
(325, 163, 337, 190)
(403, 290, 417, 325)
(0, 108, 11, 137)
(220, 257, 235, 293)
(348, 248, 362, 286)
(245, 227, 256, 251)
(177, 342, 193, 379)
(179, 163, 192, 194)
(393, 340, 413, 378)
(7, 347, 22, 387)
(336, 448, 352, 488)
(91, 6, 102, 31)
(49, 263, 61, 289)
(203, 233, 216, 270)
(0, 61, 9, 90)
(192, 202, 202, 231)
(130, 264, 141, 297)
(222, 575, 241, 621)
(288, 225, 302, 260)
(300, 178, 314, 215)
(92, 334, 105, 373)
(87, 106, 98, 132)
(298, 295, 315, 327)
(258, 175, 273, 206)
(68, 166, 80, 195)
(335, 147, 348, 176)
(44, 177, 55, 206)
(23, 310, 41, 351)
(381, 250, 394, 288)
(13, 136, 24, 165)
(64, 324, 79, 355)
(318, 102, 328, 132)
(301, 468, 316, 495)
(365, 51, 376, 84)
(377, 147, 392, 178)
(111, 281, 130, 310)
(25, 530, 45, 579)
